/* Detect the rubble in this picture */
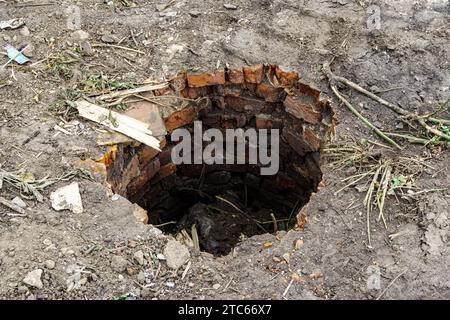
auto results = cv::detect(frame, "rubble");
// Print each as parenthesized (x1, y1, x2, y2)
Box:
(50, 182, 84, 214)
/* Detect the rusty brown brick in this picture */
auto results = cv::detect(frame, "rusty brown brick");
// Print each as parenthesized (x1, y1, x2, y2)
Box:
(73, 159, 107, 183)
(158, 163, 177, 179)
(164, 106, 197, 132)
(275, 66, 299, 87)
(180, 86, 211, 99)
(283, 129, 310, 156)
(187, 70, 226, 87)
(255, 114, 273, 129)
(138, 146, 160, 170)
(303, 128, 321, 151)
(255, 83, 286, 102)
(226, 67, 244, 84)
(243, 64, 265, 84)
(127, 157, 160, 197)
(284, 96, 322, 124)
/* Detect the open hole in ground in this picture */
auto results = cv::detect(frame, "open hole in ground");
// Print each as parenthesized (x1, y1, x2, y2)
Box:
(101, 65, 335, 256)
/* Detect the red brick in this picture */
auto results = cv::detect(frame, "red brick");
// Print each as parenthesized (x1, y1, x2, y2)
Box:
(226, 68, 244, 84)
(255, 83, 286, 102)
(303, 128, 321, 151)
(225, 95, 266, 113)
(187, 70, 226, 87)
(275, 66, 299, 87)
(164, 106, 197, 132)
(283, 129, 309, 156)
(243, 64, 265, 84)
(284, 96, 322, 124)
(255, 114, 273, 129)
(138, 146, 160, 170)
(158, 163, 177, 179)
(180, 86, 210, 99)
(73, 159, 107, 183)
(127, 157, 160, 197)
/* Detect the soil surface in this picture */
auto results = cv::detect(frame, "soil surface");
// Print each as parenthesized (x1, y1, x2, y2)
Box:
(0, 0, 449, 300)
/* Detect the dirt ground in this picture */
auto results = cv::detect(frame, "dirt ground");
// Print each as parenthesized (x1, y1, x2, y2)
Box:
(0, 0, 449, 300)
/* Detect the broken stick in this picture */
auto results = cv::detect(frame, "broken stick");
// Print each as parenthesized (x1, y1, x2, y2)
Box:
(0, 196, 27, 215)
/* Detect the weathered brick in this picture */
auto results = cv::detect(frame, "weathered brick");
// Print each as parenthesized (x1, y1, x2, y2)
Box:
(96, 145, 118, 168)
(283, 129, 309, 156)
(127, 157, 160, 198)
(164, 106, 197, 132)
(138, 146, 160, 170)
(255, 114, 273, 129)
(303, 128, 321, 151)
(255, 83, 286, 102)
(284, 96, 322, 124)
(225, 95, 267, 113)
(180, 86, 210, 99)
(243, 64, 265, 84)
(73, 158, 107, 183)
(275, 66, 299, 87)
(187, 70, 226, 87)
(158, 163, 177, 179)
(226, 68, 244, 84)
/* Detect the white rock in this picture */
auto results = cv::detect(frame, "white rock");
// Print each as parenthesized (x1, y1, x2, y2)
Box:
(71, 30, 90, 41)
(133, 250, 145, 266)
(45, 260, 56, 270)
(163, 240, 190, 270)
(23, 269, 43, 289)
(50, 182, 83, 213)
(11, 197, 27, 208)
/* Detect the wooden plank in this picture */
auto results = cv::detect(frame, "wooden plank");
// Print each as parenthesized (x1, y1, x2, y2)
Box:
(76, 100, 162, 151)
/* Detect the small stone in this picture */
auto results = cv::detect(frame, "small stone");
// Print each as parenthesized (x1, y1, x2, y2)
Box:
(17, 286, 29, 294)
(223, 3, 238, 10)
(141, 287, 152, 298)
(212, 283, 221, 290)
(80, 41, 93, 56)
(189, 11, 201, 17)
(101, 34, 117, 44)
(20, 26, 30, 37)
(165, 281, 175, 288)
(159, 11, 177, 17)
(133, 250, 145, 266)
(44, 260, 56, 270)
(11, 197, 27, 208)
(163, 240, 190, 270)
(137, 271, 146, 283)
(111, 255, 128, 273)
(43, 239, 53, 246)
(71, 30, 90, 42)
(156, 253, 166, 260)
(23, 269, 43, 289)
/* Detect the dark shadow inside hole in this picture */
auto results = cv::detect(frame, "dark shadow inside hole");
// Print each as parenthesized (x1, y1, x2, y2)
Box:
(136, 132, 321, 256)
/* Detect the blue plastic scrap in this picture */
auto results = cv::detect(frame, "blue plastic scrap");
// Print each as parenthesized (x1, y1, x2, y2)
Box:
(4, 44, 30, 65)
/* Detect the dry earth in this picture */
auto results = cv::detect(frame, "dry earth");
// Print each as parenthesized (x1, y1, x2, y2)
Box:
(0, 0, 449, 300)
